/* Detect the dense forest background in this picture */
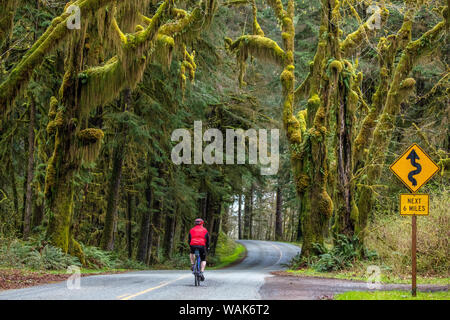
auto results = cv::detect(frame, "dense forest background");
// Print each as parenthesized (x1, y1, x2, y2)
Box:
(0, 0, 448, 277)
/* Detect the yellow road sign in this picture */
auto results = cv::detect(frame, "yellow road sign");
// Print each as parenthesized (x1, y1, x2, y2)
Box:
(390, 143, 439, 193)
(400, 194, 429, 215)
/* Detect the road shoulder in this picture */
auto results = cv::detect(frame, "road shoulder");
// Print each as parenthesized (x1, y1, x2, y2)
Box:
(259, 271, 449, 300)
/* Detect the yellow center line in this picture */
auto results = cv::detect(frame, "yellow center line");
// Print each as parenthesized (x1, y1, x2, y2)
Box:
(117, 293, 130, 299)
(264, 243, 283, 269)
(119, 275, 189, 300)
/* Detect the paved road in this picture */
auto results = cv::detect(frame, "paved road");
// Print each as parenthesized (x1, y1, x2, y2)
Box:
(0, 240, 301, 300)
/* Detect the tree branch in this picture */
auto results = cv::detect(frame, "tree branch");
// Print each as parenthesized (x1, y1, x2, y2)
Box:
(0, 0, 122, 113)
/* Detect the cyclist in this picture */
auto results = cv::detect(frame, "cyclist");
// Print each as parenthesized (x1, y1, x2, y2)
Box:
(188, 218, 209, 281)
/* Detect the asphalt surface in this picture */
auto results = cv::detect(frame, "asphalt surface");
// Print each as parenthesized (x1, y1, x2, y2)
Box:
(0, 240, 301, 300)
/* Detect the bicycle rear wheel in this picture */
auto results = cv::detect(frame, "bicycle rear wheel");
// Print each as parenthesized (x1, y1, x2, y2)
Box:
(194, 251, 200, 286)
(194, 273, 199, 286)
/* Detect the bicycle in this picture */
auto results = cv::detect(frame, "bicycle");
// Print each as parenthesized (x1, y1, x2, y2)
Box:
(193, 249, 202, 286)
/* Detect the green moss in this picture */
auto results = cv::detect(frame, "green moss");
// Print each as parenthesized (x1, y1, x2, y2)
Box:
(46, 111, 63, 135)
(69, 238, 86, 266)
(44, 157, 56, 198)
(400, 77, 416, 89)
(77, 128, 104, 144)
(77, 129, 104, 163)
(329, 60, 343, 73)
(350, 199, 359, 233)
(154, 34, 175, 67)
(297, 109, 307, 133)
(229, 35, 287, 67)
(280, 65, 295, 90)
(437, 158, 450, 176)
(296, 174, 310, 193)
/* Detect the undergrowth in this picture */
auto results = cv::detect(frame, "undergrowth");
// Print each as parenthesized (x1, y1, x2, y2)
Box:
(0, 236, 146, 271)
(289, 234, 378, 272)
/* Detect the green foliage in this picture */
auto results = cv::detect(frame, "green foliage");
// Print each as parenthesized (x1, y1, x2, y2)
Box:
(289, 234, 378, 272)
(0, 236, 148, 271)
(366, 188, 449, 276)
(211, 232, 246, 269)
(311, 235, 378, 272)
(82, 245, 118, 269)
(0, 238, 81, 270)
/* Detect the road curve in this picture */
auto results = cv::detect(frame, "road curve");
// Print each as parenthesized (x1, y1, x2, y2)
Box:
(0, 240, 300, 300)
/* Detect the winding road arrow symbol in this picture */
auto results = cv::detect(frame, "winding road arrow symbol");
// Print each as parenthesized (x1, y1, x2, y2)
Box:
(406, 149, 422, 186)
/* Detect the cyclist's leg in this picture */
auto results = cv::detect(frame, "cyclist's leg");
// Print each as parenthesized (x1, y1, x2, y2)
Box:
(200, 246, 207, 272)
(189, 246, 195, 270)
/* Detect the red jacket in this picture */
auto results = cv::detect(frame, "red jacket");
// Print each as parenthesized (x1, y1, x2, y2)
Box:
(188, 225, 209, 247)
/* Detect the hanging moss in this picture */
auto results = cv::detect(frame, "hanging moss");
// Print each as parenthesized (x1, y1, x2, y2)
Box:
(0, 0, 122, 112)
(77, 128, 104, 163)
(154, 34, 175, 67)
(229, 35, 287, 67)
(180, 46, 197, 95)
(77, 128, 104, 144)
(159, 7, 203, 45)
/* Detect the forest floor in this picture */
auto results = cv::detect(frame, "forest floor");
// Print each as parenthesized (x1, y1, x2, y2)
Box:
(260, 271, 449, 300)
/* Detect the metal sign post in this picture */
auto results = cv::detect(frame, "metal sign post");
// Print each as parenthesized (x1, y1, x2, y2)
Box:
(411, 215, 417, 297)
(390, 143, 439, 297)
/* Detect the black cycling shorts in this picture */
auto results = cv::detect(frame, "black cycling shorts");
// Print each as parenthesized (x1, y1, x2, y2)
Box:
(190, 245, 207, 262)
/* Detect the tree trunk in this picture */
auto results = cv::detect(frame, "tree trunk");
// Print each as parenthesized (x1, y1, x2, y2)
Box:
(296, 202, 302, 241)
(243, 190, 250, 240)
(23, 96, 36, 239)
(221, 204, 230, 235)
(209, 195, 222, 255)
(238, 193, 242, 240)
(137, 176, 152, 263)
(248, 184, 254, 239)
(275, 186, 283, 241)
(149, 196, 163, 264)
(31, 202, 44, 229)
(179, 219, 186, 253)
(45, 27, 94, 265)
(210, 205, 221, 255)
(100, 139, 124, 250)
(126, 192, 134, 259)
(163, 210, 176, 259)
(100, 90, 129, 251)
(9, 153, 19, 229)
